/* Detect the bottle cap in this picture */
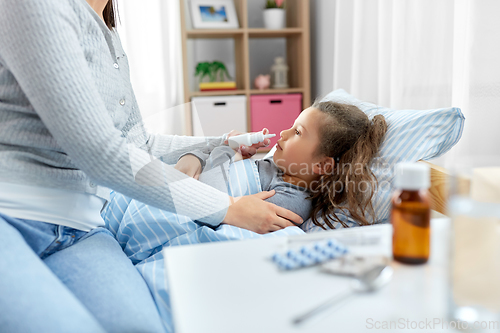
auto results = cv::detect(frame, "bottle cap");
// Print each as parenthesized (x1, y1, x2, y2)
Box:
(394, 163, 430, 190)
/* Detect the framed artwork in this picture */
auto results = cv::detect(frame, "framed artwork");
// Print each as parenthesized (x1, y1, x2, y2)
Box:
(189, 0, 239, 29)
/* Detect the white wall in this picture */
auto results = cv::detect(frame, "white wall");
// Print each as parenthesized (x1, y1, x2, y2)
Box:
(310, 0, 335, 101)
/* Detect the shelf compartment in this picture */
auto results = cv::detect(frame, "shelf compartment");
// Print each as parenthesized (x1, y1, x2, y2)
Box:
(248, 28, 303, 38)
(191, 95, 247, 136)
(187, 36, 244, 94)
(186, 29, 245, 38)
(250, 93, 302, 148)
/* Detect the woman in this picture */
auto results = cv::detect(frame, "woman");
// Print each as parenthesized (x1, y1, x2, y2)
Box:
(0, 0, 302, 332)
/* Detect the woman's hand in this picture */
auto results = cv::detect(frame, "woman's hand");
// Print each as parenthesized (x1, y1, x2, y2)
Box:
(174, 154, 202, 180)
(225, 128, 271, 159)
(223, 190, 303, 234)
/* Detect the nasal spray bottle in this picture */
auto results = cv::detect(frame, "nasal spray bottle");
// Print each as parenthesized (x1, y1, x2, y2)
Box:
(227, 131, 276, 149)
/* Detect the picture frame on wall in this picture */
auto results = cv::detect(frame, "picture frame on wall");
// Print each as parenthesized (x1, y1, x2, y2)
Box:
(189, 0, 239, 29)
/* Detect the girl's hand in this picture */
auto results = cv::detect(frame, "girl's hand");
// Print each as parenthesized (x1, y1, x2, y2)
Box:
(225, 128, 271, 159)
(223, 190, 303, 234)
(174, 154, 202, 180)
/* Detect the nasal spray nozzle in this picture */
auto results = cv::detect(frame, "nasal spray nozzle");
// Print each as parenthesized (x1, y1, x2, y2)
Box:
(227, 131, 276, 149)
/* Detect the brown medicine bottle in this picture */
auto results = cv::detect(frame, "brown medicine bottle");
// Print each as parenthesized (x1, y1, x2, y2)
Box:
(391, 163, 431, 264)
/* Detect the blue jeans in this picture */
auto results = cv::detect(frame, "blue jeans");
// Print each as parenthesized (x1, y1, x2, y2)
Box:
(0, 213, 165, 333)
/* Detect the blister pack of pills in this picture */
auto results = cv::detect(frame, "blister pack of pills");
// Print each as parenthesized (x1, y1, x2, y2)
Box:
(271, 239, 348, 271)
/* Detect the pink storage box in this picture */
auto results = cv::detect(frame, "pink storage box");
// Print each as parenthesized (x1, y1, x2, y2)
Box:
(250, 93, 302, 148)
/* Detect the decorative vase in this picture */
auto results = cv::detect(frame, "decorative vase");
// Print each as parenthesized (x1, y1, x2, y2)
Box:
(263, 8, 286, 30)
(254, 74, 271, 90)
(271, 57, 289, 88)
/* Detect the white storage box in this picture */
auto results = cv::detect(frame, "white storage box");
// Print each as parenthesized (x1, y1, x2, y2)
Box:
(191, 95, 247, 136)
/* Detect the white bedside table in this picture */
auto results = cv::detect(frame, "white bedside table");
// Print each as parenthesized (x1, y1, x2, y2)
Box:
(164, 219, 458, 333)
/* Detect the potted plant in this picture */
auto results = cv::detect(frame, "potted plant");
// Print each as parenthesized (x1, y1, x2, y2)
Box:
(263, 0, 285, 30)
(195, 61, 236, 91)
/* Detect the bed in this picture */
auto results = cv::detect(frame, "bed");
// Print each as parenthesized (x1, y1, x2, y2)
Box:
(421, 160, 449, 216)
(101, 88, 464, 332)
(101, 157, 452, 332)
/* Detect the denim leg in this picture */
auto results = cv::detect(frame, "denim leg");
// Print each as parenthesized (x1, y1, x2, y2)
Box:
(4, 217, 60, 256)
(0, 217, 106, 333)
(39, 224, 87, 259)
(44, 229, 166, 333)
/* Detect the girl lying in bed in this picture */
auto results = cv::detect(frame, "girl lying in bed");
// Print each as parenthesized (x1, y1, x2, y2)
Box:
(103, 100, 389, 264)
(176, 100, 388, 230)
(104, 100, 388, 253)
(101, 101, 387, 331)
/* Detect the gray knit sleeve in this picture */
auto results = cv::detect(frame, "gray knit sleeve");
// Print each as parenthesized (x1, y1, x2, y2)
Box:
(147, 133, 228, 165)
(0, 0, 229, 226)
(118, 81, 229, 166)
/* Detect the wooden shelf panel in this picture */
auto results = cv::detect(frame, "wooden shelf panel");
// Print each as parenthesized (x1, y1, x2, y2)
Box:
(186, 29, 244, 38)
(186, 28, 303, 39)
(248, 28, 303, 38)
(190, 90, 247, 97)
(190, 88, 303, 97)
(249, 88, 304, 95)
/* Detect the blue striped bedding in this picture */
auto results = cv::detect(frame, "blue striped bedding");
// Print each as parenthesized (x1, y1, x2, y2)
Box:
(102, 159, 305, 332)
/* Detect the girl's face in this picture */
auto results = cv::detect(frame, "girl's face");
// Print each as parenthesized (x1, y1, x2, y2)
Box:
(273, 107, 328, 179)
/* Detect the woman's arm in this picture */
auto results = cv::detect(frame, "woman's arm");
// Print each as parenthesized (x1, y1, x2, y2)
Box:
(0, 0, 229, 225)
(224, 191, 301, 234)
(134, 123, 271, 165)
(146, 133, 226, 163)
(142, 129, 269, 164)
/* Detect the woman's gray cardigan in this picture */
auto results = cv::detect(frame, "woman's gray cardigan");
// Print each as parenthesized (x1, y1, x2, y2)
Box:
(0, 0, 230, 226)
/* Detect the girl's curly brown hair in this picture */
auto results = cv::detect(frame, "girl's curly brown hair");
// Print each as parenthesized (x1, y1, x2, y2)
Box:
(309, 101, 387, 229)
